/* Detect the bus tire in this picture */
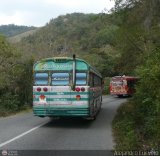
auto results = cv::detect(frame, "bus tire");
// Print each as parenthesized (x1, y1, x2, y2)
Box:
(39, 116, 45, 118)
(118, 95, 123, 98)
(49, 117, 60, 120)
(85, 116, 96, 121)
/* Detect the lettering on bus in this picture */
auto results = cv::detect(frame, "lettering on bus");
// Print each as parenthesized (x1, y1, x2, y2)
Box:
(53, 77, 69, 81)
(54, 98, 68, 101)
(42, 64, 72, 70)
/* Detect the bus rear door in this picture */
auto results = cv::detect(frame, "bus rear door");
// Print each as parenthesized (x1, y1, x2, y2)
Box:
(49, 72, 72, 114)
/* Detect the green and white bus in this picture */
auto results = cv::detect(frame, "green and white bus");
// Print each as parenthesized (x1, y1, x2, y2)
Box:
(33, 55, 103, 120)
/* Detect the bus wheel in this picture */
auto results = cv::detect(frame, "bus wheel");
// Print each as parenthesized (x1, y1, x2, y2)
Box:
(85, 115, 96, 121)
(39, 116, 45, 118)
(118, 95, 123, 98)
(49, 117, 60, 120)
(101, 96, 102, 103)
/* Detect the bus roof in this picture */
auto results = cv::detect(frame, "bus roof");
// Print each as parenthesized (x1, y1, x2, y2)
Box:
(33, 57, 102, 78)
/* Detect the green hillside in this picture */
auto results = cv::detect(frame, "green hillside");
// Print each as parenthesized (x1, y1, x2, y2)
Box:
(0, 24, 36, 37)
(17, 13, 119, 77)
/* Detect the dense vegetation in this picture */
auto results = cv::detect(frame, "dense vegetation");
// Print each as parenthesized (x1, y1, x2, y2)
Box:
(0, 35, 33, 116)
(0, 24, 36, 37)
(0, 0, 159, 151)
(112, 0, 160, 151)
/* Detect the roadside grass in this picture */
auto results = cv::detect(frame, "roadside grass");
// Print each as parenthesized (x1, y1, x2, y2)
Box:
(112, 100, 141, 150)
(0, 105, 32, 117)
(112, 100, 159, 152)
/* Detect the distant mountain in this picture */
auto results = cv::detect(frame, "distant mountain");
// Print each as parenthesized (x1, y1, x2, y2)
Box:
(8, 29, 39, 43)
(0, 24, 36, 37)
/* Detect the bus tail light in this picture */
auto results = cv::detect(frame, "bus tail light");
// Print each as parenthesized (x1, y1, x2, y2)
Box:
(37, 87, 41, 92)
(76, 95, 81, 100)
(81, 87, 85, 92)
(75, 87, 80, 92)
(125, 86, 128, 91)
(43, 87, 48, 92)
(40, 94, 46, 100)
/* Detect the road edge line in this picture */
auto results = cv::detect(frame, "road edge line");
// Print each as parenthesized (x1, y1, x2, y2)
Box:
(0, 121, 48, 148)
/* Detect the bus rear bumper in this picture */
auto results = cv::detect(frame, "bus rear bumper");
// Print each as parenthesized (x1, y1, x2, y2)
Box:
(33, 106, 89, 117)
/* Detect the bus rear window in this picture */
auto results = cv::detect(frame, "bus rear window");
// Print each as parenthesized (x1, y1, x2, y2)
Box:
(76, 73, 87, 85)
(111, 81, 123, 86)
(52, 73, 69, 86)
(34, 73, 48, 85)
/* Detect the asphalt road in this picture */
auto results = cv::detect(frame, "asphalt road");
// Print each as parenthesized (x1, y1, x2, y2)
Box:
(0, 95, 127, 156)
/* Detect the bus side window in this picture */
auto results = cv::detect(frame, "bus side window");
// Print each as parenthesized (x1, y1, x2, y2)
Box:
(94, 75, 101, 87)
(89, 72, 94, 87)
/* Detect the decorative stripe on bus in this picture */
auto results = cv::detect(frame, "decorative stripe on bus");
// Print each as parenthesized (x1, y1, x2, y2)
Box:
(33, 105, 89, 108)
(33, 98, 89, 101)
(33, 92, 89, 95)
(33, 101, 89, 105)
(35, 94, 88, 99)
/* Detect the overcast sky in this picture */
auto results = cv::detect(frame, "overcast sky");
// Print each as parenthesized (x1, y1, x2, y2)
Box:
(0, 0, 115, 27)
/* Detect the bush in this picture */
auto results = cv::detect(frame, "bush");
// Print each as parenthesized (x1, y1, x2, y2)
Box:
(0, 93, 19, 116)
(112, 101, 140, 150)
(133, 48, 160, 149)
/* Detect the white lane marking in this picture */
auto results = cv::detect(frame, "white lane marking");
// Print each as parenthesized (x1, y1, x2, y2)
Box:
(0, 121, 49, 148)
